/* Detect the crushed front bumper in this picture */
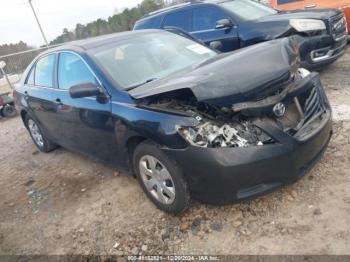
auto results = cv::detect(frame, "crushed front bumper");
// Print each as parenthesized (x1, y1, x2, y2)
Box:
(162, 75, 333, 205)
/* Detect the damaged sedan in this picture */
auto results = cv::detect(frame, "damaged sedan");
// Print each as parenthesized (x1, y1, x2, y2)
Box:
(15, 30, 332, 213)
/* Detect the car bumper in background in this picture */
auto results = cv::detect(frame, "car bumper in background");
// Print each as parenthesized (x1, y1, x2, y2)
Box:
(299, 35, 347, 70)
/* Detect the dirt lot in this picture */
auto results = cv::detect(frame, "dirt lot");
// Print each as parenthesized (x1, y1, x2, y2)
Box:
(0, 52, 350, 256)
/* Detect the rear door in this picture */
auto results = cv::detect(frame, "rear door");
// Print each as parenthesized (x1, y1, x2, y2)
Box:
(23, 53, 58, 141)
(189, 5, 240, 52)
(49, 51, 117, 163)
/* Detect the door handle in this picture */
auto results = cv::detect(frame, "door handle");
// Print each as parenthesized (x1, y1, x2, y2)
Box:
(24, 91, 29, 100)
(55, 98, 63, 105)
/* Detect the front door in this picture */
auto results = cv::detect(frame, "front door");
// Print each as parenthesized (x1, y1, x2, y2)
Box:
(190, 5, 240, 52)
(50, 51, 118, 163)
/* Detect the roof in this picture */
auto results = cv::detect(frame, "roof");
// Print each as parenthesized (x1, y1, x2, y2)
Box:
(48, 29, 164, 52)
(138, 0, 224, 21)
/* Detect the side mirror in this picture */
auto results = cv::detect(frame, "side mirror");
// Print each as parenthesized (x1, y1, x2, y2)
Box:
(69, 82, 102, 99)
(209, 41, 223, 52)
(215, 19, 233, 29)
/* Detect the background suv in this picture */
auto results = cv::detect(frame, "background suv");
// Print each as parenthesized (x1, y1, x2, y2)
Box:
(134, 0, 347, 69)
(269, 0, 350, 34)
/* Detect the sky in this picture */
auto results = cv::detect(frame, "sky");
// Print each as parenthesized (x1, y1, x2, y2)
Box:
(0, 0, 143, 47)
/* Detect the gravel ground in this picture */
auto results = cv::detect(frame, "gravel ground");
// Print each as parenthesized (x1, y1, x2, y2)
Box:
(0, 51, 350, 255)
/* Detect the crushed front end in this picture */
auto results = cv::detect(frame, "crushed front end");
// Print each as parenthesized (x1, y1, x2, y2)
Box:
(151, 69, 332, 204)
(131, 36, 333, 204)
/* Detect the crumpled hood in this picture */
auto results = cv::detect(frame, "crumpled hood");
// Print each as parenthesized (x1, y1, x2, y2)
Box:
(129, 37, 300, 107)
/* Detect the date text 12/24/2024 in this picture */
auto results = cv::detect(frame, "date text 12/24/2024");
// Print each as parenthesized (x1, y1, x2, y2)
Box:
(127, 255, 220, 261)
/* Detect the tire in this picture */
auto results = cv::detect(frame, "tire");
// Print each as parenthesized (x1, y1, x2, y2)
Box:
(2, 104, 17, 117)
(133, 141, 190, 214)
(25, 115, 57, 153)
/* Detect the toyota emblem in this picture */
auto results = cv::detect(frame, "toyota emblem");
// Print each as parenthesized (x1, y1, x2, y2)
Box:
(273, 102, 286, 117)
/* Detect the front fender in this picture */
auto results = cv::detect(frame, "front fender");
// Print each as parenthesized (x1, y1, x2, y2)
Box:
(111, 101, 197, 150)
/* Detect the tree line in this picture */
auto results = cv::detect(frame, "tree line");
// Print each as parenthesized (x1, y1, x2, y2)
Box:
(50, 0, 175, 45)
(0, 0, 185, 75)
(0, 41, 32, 57)
(0, 41, 35, 76)
(1, 0, 186, 54)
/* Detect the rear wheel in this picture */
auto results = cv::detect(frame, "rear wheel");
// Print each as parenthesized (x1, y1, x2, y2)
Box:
(133, 141, 190, 214)
(25, 115, 57, 152)
(2, 104, 17, 117)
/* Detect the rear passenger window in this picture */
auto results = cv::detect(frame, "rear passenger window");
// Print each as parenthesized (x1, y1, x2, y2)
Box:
(163, 10, 191, 31)
(134, 16, 162, 30)
(58, 52, 97, 90)
(192, 6, 227, 31)
(35, 54, 55, 87)
(26, 66, 35, 85)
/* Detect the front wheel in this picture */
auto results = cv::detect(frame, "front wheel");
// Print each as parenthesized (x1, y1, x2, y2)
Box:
(25, 115, 57, 152)
(133, 141, 190, 214)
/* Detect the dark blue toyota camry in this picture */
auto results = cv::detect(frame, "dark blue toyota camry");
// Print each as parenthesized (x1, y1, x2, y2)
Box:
(15, 30, 332, 213)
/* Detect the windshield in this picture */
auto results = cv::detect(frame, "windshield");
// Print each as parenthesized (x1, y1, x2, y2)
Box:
(91, 32, 216, 89)
(220, 0, 277, 21)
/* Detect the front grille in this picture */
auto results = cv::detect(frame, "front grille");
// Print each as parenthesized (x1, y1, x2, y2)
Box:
(303, 86, 325, 123)
(330, 14, 347, 41)
(275, 84, 327, 138)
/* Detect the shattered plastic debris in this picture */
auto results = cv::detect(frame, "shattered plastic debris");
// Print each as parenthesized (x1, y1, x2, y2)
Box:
(27, 190, 46, 200)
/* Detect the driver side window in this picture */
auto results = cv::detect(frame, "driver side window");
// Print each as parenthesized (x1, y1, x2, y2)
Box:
(58, 52, 97, 90)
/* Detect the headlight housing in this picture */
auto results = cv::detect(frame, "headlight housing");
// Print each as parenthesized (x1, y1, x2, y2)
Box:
(298, 68, 311, 78)
(290, 19, 326, 32)
(176, 122, 272, 148)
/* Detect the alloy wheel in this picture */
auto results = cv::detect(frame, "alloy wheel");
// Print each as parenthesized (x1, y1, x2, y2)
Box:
(28, 119, 44, 147)
(139, 155, 176, 205)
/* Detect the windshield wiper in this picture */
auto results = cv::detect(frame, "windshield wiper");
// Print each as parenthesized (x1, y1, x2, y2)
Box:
(126, 78, 158, 91)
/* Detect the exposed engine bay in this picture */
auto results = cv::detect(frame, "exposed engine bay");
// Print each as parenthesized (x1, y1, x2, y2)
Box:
(177, 121, 265, 148)
(140, 69, 322, 148)
(143, 97, 273, 148)
(129, 36, 322, 149)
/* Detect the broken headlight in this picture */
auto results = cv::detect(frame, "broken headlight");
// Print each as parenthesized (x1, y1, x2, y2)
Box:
(290, 19, 326, 32)
(298, 68, 311, 78)
(177, 121, 272, 148)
